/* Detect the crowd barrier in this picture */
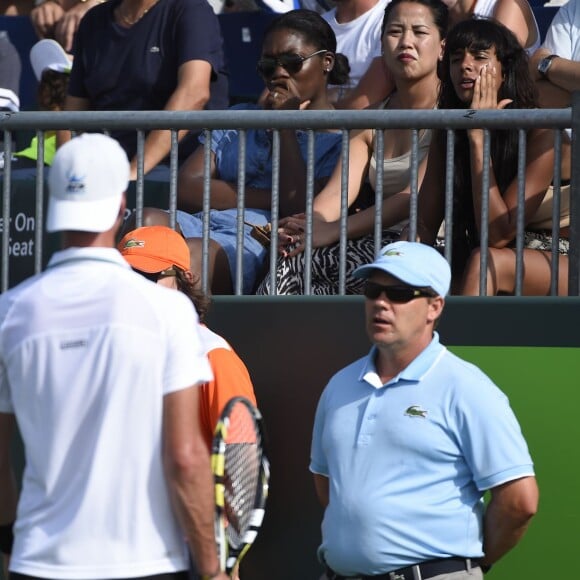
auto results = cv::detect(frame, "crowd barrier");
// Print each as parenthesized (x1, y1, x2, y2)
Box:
(1, 105, 579, 296)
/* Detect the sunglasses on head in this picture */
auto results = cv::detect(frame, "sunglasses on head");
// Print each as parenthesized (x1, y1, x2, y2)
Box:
(133, 266, 179, 283)
(256, 49, 327, 78)
(363, 281, 436, 303)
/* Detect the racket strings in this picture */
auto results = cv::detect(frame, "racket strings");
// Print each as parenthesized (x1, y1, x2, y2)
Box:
(223, 405, 262, 548)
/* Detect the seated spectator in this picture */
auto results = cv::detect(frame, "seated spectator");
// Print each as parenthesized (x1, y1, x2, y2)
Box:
(0, 31, 20, 113)
(59, 0, 229, 180)
(414, 18, 569, 296)
(14, 39, 71, 167)
(118, 225, 257, 451)
(135, 9, 349, 294)
(30, 0, 102, 52)
(529, 0, 579, 111)
(323, 0, 391, 104)
(256, 0, 447, 295)
(338, 0, 541, 110)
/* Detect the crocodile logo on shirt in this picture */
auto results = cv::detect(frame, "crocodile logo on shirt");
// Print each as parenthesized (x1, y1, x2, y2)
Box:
(405, 405, 428, 418)
(122, 238, 145, 249)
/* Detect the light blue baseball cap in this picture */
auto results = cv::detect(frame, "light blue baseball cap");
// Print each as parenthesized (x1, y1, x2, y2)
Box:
(353, 241, 451, 297)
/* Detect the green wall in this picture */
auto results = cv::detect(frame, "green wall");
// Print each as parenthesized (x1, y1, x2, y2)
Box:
(3, 298, 580, 580)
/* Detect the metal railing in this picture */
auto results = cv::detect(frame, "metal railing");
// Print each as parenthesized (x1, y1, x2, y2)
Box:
(1, 101, 578, 296)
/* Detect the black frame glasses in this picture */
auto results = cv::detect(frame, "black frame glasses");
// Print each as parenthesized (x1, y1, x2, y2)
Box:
(256, 49, 328, 78)
(363, 281, 436, 303)
(133, 266, 179, 283)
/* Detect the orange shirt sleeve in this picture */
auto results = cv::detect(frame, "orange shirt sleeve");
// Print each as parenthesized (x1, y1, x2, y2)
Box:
(199, 346, 257, 450)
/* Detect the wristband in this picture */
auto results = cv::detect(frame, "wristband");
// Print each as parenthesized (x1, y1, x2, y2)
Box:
(0, 522, 14, 555)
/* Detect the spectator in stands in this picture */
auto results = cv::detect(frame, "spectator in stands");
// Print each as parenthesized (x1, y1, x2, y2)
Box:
(414, 18, 568, 296)
(14, 39, 71, 167)
(257, 0, 447, 295)
(118, 225, 258, 451)
(339, 0, 541, 109)
(134, 9, 348, 294)
(0, 31, 20, 113)
(529, 0, 579, 110)
(30, 0, 101, 53)
(59, 0, 229, 181)
(322, 0, 391, 104)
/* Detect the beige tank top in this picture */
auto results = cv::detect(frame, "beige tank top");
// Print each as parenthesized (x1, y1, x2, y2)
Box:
(368, 98, 433, 197)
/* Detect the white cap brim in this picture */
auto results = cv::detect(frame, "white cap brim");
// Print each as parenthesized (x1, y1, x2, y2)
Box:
(30, 39, 72, 82)
(46, 194, 122, 234)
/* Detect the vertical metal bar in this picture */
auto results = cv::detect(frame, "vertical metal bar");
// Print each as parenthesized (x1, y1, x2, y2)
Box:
(1, 131, 11, 292)
(408, 129, 419, 245)
(34, 131, 45, 274)
(478, 129, 491, 296)
(168, 130, 178, 230)
(235, 130, 247, 295)
(269, 130, 281, 296)
(135, 130, 145, 228)
(550, 129, 562, 296)
(338, 129, 349, 295)
(568, 91, 580, 295)
(443, 129, 455, 266)
(514, 129, 526, 296)
(201, 130, 212, 296)
(374, 129, 384, 256)
(303, 130, 315, 295)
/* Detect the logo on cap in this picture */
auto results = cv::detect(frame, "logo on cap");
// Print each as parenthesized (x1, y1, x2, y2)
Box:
(383, 249, 403, 257)
(66, 172, 86, 194)
(123, 238, 145, 249)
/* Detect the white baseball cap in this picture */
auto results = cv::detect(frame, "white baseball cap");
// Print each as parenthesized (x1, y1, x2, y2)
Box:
(30, 39, 72, 81)
(47, 134, 130, 233)
(353, 241, 451, 297)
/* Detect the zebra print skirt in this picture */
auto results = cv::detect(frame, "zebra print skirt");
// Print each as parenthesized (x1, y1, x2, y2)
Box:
(255, 230, 400, 295)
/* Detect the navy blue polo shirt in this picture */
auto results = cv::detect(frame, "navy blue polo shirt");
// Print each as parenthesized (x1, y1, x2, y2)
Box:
(68, 0, 229, 159)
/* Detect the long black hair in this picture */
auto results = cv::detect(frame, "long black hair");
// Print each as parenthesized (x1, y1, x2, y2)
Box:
(263, 9, 350, 85)
(437, 18, 538, 264)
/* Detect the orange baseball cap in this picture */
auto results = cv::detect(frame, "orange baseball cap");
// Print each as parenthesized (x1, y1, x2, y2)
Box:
(118, 225, 190, 273)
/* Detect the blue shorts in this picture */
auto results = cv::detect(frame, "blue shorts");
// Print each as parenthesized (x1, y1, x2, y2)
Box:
(176, 208, 270, 294)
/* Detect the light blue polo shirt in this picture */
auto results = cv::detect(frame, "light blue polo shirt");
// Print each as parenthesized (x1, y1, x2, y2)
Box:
(310, 333, 534, 576)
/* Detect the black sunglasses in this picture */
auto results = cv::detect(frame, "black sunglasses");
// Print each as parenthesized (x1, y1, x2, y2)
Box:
(256, 49, 327, 77)
(363, 281, 436, 303)
(133, 267, 178, 283)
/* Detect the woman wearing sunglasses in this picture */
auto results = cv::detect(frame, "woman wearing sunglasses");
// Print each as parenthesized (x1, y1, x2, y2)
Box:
(136, 9, 349, 294)
(256, 0, 448, 295)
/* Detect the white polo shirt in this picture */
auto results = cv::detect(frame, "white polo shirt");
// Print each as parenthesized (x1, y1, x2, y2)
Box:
(0, 247, 213, 579)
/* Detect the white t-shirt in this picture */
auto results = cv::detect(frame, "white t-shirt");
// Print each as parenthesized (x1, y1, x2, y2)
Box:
(0, 247, 213, 579)
(474, 0, 541, 54)
(323, 0, 390, 89)
(542, 0, 580, 58)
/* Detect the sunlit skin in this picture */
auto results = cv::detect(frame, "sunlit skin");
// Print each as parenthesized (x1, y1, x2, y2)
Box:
(260, 28, 335, 111)
(382, 2, 445, 84)
(364, 271, 443, 383)
(449, 47, 512, 110)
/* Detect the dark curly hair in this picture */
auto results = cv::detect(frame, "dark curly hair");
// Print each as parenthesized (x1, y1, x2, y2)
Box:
(263, 8, 350, 86)
(38, 69, 69, 112)
(436, 18, 538, 268)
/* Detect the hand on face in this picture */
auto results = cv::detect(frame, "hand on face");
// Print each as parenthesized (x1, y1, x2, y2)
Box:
(264, 84, 311, 111)
(470, 64, 513, 110)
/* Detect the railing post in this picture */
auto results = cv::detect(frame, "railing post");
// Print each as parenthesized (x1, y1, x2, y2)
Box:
(568, 92, 580, 295)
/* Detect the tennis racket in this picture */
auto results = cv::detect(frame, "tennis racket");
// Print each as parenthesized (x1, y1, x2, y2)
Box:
(211, 396, 269, 575)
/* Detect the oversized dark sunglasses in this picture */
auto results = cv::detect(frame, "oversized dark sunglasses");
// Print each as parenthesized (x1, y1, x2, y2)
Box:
(256, 49, 327, 77)
(133, 266, 178, 283)
(363, 281, 436, 303)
